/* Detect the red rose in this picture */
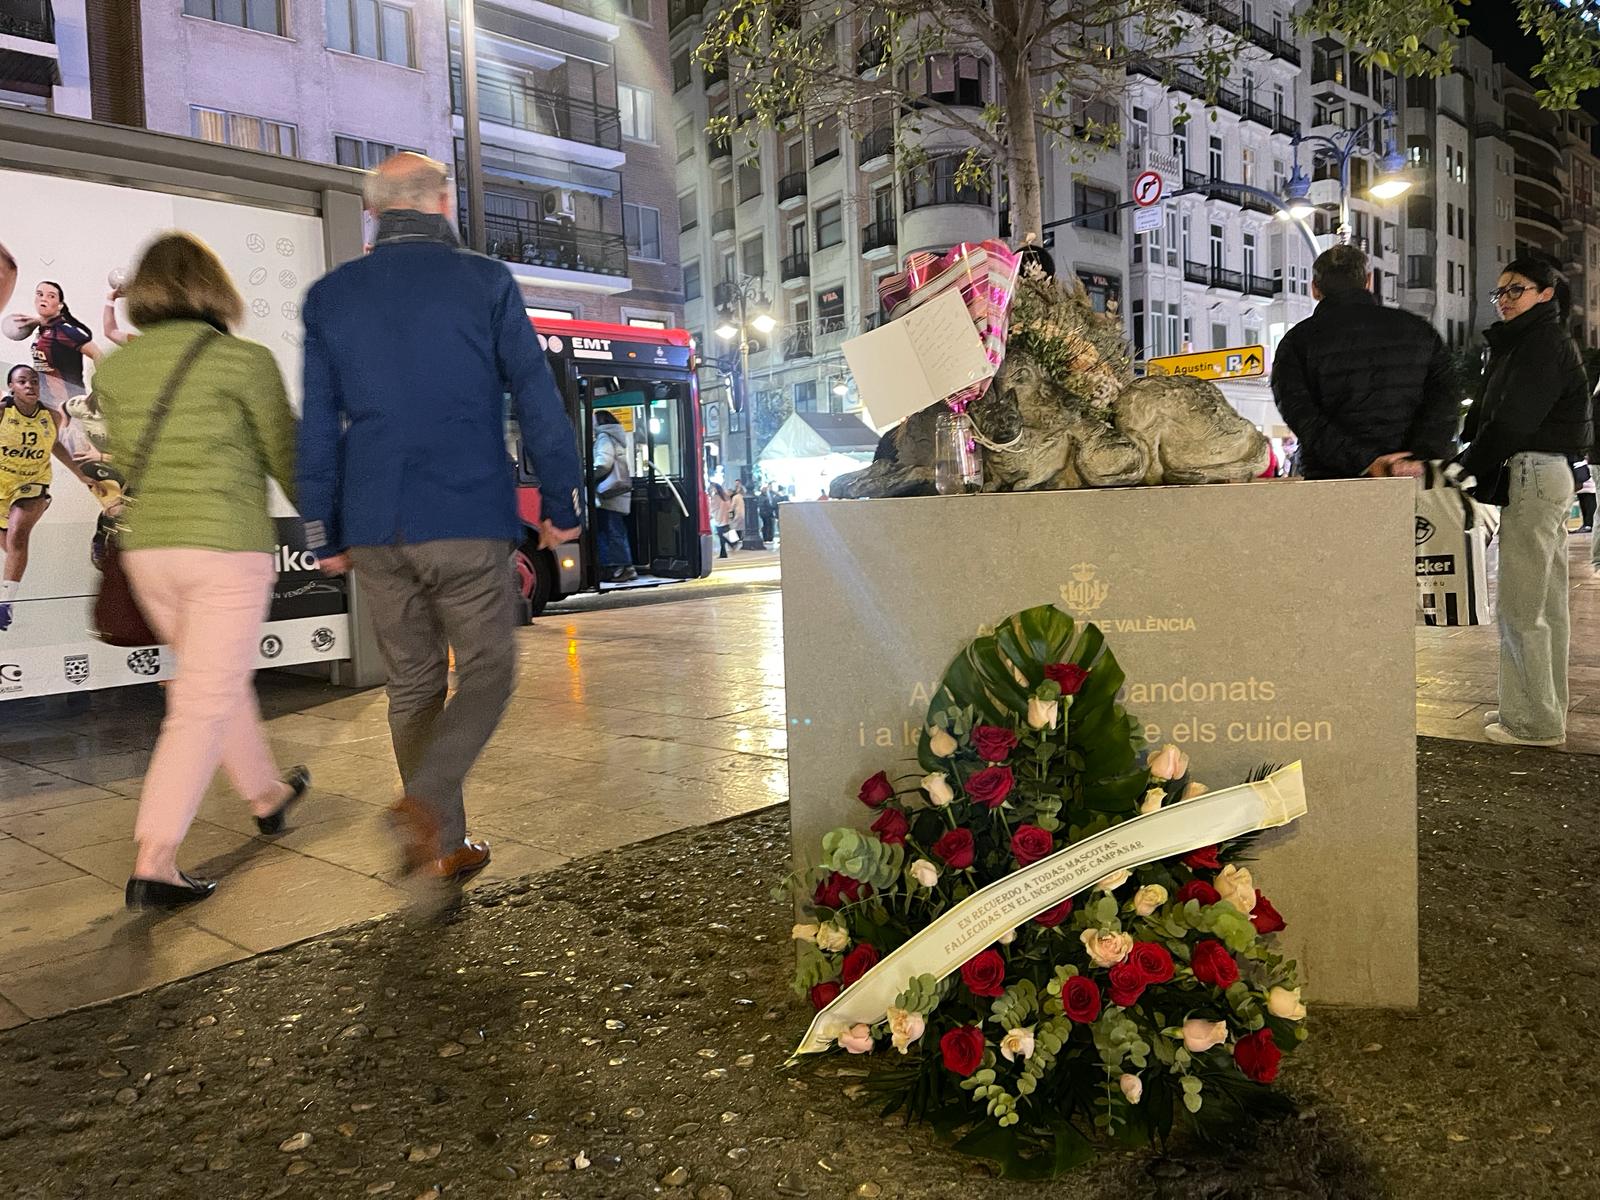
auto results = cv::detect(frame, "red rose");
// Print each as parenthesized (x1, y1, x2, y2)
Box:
(1107, 961, 1145, 1008)
(1190, 938, 1240, 989)
(966, 766, 1015, 809)
(970, 724, 1019, 762)
(1250, 893, 1286, 935)
(1176, 879, 1221, 907)
(1032, 898, 1075, 927)
(809, 981, 841, 1011)
(939, 1026, 987, 1077)
(870, 807, 909, 845)
(840, 943, 880, 987)
(931, 827, 975, 869)
(1233, 1028, 1283, 1084)
(1059, 975, 1102, 1024)
(1010, 824, 1055, 867)
(812, 871, 872, 909)
(1044, 662, 1089, 695)
(858, 771, 894, 808)
(1183, 845, 1221, 870)
(1128, 941, 1174, 984)
(961, 949, 1007, 997)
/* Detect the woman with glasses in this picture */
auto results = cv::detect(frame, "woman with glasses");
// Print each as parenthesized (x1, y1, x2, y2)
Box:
(1462, 256, 1592, 747)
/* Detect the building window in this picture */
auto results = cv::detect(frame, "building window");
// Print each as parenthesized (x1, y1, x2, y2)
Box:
(813, 115, 840, 165)
(629, 317, 668, 328)
(619, 84, 654, 142)
(624, 203, 662, 260)
(1211, 322, 1228, 349)
(676, 117, 694, 161)
(1208, 135, 1223, 181)
(816, 286, 845, 333)
(679, 190, 698, 231)
(527, 306, 577, 321)
(1131, 300, 1145, 358)
(191, 106, 298, 156)
(620, 0, 650, 21)
(683, 261, 701, 301)
(1073, 183, 1119, 234)
(326, 0, 415, 67)
(1077, 272, 1120, 315)
(185, 0, 283, 35)
(742, 234, 763, 279)
(672, 49, 692, 92)
(738, 157, 761, 202)
(794, 379, 818, 411)
(334, 136, 416, 168)
(815, 200, 843, 249)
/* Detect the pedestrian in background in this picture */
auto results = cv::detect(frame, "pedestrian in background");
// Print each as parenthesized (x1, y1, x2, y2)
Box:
(1271, 243, 1459, 479)
(758, 482, 777, 545)
(1462, 255, 1592, 746)
(297, 153, 582, 881)
(1573, 457, 1595, 533)
(728, 480, 747, 549)
(592, 410, 635, 582)
(93, 233, 308, 909)
(709, 483, 734, 558)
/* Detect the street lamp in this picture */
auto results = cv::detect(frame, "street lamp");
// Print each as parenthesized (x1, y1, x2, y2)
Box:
(1282, 107, 1412, 243)
(714, 274, 776, 541)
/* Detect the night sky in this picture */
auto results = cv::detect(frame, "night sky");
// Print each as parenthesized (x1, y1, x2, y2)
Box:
(1467, 1, 1600, 120)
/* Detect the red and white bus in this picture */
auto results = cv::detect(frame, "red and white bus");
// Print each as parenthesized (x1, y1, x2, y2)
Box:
(510, 318, 713, 615)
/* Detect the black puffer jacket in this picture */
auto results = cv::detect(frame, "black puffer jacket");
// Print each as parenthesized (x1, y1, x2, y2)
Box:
(1271, 289, 1459, 479)
(1460, 300, 1592, 506)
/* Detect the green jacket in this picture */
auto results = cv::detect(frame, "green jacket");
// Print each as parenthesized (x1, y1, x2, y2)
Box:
(93, 321, 297, 554)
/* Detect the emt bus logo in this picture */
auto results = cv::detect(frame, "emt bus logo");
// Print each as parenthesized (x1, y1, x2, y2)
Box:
(1060, 562, 1110, 615)
(126, 649, 161, 677)
(63, 654, 90, 687)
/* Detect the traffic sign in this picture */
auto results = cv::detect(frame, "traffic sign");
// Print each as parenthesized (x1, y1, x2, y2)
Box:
(1145, 344, 1266, 381)
(1133, 205, 1163, 234)
(1133, 170, 1164, 207)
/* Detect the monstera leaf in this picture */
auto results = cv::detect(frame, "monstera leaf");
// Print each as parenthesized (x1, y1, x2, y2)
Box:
(920, 605, 1146, 819)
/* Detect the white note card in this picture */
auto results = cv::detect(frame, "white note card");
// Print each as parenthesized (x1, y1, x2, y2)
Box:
(842, 289, 996, 433)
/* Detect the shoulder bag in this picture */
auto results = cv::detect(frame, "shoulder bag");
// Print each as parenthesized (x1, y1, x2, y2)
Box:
(91, 329, 220, 647)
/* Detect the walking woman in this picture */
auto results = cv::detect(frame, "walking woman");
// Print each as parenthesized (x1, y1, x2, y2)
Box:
(1462, 255, 1593, 747)
(709, 483, 734, 558)
(93, 233, 310, 908)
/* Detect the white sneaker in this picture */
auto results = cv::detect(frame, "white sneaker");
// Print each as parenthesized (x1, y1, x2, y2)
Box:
(1483, 710, 1498, 726)
(1483, 722, 1564, 747)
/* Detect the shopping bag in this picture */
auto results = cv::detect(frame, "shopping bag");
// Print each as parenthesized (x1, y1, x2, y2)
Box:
(1415, 462, 1493, 626)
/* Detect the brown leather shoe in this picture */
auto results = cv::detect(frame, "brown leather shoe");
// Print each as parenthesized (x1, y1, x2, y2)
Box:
(425, 838, 491, 882)
(388, 797, 440, 874)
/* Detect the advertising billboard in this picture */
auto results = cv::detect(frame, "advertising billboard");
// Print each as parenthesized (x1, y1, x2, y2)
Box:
(0, 166, 348, 700)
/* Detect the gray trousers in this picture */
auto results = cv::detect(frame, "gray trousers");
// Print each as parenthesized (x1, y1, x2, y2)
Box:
(350, 539, 518, 852)
(1496, 452, 1573, 741)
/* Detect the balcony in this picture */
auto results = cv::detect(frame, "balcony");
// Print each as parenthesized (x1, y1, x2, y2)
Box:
(1241, 192, 1278, 215)
(1210, 266, 1244, 291)
(481, 212, 629, 288)
(780, 252, 810, 285)
(857, 37, 885, 75)
(1516, 160, 1563, 195)
(711, 207, 736, 240)
(905, 174, 992, 212)
(1247, 273, 1278, 298)
(1215, 85, 1242, 115)
(777, 171, 807, 209)
(862, 217, 897, 258)
(1183, 260, 1210, 285)
(1274, 112, 1301, 138)
(713, 281, 738, 308)
(859, 126, 893, 169)
(1516, 201, 1563, 234)
(709, 134, 732, 162)
(452, 69, 622, 161)
(784, 328, 813, 359)
(1244, 99, 1273, 130)
(667, 0, 705, 34)
(1406, 259, 1436, 290)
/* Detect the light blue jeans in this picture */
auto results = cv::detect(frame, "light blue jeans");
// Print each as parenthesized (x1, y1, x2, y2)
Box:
(1496, 452, 1574, 741)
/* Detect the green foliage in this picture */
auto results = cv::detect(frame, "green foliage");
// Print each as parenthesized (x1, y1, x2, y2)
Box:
(792, 941, 834, 998)
(1092, 1011, 1151, 1072)
(893, 973, 948, 1017)
(820, 826, 905, 890)
(988, 979, 1040, 1030)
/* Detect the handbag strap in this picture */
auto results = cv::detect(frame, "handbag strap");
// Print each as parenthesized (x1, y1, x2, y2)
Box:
(122, 328, 221, 498)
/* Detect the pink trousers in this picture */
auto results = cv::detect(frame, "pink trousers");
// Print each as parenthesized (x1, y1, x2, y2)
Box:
(124, 549, 278, 853)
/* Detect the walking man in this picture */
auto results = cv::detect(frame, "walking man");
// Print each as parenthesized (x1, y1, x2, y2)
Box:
(1271, 244, 1460, 479)
(298, 153, 582, 881)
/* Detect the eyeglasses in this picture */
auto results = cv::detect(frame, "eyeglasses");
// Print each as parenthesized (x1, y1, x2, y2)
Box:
(1489, 284, 1532, 303)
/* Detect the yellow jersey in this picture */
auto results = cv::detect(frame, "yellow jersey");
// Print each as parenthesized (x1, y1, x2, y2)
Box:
(0, 402, 55, 492)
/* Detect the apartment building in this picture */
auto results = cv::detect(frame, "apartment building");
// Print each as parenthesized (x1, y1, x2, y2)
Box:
(0, 0, 90, 114)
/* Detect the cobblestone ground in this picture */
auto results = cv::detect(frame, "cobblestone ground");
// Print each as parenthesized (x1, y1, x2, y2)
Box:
(0, 738, 1594, 1200)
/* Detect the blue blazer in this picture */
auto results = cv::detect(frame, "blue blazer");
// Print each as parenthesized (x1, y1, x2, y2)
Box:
(297, 237, 582, 555)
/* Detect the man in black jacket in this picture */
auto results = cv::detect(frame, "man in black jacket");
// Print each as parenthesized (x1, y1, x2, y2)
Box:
(1271, 244, 1460, 479)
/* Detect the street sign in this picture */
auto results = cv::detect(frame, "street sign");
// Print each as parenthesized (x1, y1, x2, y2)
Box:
(1146, 344, 1266, 381)
(1133, 205, 1163, 234)
(1132, 170, 1164, 207)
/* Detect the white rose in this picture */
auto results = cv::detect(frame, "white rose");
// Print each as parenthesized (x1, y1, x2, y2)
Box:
(837, 1023, 874, 1054)
(1148, 743, 1189, 781)
(1214, 864, 1257, 915)
(886, 1006, 926, 1054)
(1182, 1018, 1229, 1053)
(921, 772, 955, 807)
(1267, 986, 1307, 1021)
(1132, 884, 1168, 917)
(815, 923, 850, 953)
(927, 726, 958, 757)
(1138, 788, 1165, 814)
(997, 929, 1017, 946)
(908, 858, 941, 889)
(1079, 928, 1134, 968)
(1183, 780, 1209, 800)
(791, 923, 819, 943)
(1027, 696, 1059, 730)
(1095, 868, 1132, 893)
(999, 1026, 1036, 1063)
(1118, 1073, 1143, 1104)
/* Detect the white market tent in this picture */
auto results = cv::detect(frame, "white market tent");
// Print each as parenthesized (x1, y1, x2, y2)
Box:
(758, 411, 881, 499)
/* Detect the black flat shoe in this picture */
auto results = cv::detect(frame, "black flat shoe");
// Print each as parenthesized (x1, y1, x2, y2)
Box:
(254, 765, 311, 835)
(125, 872, 217, 910)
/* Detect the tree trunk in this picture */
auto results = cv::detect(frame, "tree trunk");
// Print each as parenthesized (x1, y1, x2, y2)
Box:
(1003, 65, 1043, 243)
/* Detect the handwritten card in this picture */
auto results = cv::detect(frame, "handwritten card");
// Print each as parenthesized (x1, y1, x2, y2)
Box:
(842, 289, 998, 433)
